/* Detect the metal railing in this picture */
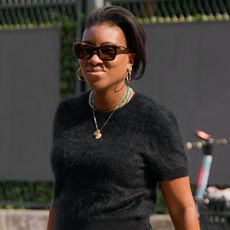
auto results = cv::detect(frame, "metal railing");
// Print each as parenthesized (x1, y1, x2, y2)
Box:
(0, 0, 82, 28)
(106, 0, 230, 23)
(1, 0, 230, 28)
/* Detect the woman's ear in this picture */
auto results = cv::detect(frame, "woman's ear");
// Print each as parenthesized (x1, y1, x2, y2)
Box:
(128, 53, 136, 65)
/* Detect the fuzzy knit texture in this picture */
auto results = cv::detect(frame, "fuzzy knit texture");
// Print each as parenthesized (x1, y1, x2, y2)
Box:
(50, 91, 188, 230)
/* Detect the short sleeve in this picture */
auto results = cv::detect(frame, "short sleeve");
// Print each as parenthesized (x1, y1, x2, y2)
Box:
(153, 108, 189, 181)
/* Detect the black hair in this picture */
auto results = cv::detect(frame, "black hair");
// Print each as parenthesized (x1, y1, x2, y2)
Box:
(85, 5, 146, 80)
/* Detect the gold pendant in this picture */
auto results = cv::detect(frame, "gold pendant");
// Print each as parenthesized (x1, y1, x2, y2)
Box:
(93, 130, 102, 139)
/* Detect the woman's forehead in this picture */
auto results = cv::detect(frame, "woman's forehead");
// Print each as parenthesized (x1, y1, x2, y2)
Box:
(82, 23, 127, 45)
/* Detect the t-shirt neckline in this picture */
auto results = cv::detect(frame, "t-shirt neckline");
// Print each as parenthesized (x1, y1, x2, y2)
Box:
(87, 91, 138, 115)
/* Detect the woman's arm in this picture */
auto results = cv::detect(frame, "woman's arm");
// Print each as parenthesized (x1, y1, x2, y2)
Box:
(47, 206, 56, 230)
(159, 176, 200, 230)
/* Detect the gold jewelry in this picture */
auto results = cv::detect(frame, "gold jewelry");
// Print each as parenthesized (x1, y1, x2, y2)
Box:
(92, 109, 115, 139)
(76, 67, 85, 81)
(89, 86, 132, 139)
(126, 67, 132, 83)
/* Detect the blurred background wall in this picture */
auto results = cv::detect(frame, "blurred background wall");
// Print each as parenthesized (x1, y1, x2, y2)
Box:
(132, 21, 230, 184)
(0, 28, 60, 180)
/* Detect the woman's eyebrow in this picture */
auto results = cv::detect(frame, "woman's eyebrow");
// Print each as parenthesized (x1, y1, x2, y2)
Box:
(81, 41, 122, 46)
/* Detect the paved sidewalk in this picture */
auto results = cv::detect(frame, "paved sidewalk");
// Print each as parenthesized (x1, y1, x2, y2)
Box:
(0, 209, 174, 230)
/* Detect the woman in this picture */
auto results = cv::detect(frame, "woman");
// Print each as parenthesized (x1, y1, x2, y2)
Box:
(47, 6, 200, 230)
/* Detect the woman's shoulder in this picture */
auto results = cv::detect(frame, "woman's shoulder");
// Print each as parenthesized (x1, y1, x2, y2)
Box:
(56, 91, 90, 113)
(134, 92, 174, 120)
(52, 92, 90, 136)
(134, 93, 183, 149)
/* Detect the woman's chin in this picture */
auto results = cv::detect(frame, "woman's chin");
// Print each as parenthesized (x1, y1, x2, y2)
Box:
(86, 80, 108, 91)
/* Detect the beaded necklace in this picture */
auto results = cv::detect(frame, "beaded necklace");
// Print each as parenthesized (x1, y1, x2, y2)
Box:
(89, 86, 133, 139)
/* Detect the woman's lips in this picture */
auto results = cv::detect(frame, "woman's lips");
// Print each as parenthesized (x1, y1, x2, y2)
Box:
(85, 69, 105, 80)
(86, 69, 106, 78)
(86, 68, 105, 73)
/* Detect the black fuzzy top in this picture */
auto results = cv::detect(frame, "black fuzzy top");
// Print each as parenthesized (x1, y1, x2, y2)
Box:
(51, 92, 188, 230)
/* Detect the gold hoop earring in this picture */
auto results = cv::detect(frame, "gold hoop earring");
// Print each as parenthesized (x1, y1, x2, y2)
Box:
(76, 67, 85, 81)
(126, 67, 132, 83)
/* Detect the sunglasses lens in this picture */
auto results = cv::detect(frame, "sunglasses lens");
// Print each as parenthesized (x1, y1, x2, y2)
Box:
(100, 46, 116, 60)
(75, 44, 93, 59)
(74, 44, 123, 60)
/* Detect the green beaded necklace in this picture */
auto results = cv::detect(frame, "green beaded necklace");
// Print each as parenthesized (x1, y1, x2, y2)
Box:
(88, 86, 133, 139)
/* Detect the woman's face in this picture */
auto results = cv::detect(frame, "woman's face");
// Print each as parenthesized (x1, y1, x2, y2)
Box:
(79, 23, 134, 91)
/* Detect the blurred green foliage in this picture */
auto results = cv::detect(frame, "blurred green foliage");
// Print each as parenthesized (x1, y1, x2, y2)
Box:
(0, 181, 169, 212)
(0, 181, 53, 209)
(155, 187, 168, 214)
(60, 20, 77, 99)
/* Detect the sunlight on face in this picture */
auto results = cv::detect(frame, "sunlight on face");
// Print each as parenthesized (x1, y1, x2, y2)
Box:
(79, 23, 134, 91)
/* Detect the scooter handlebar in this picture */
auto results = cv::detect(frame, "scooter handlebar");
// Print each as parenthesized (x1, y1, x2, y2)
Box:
(186, 138, 228, 150)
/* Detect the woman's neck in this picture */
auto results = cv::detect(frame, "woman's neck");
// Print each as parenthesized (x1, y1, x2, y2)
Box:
(91, 85, 128, 112)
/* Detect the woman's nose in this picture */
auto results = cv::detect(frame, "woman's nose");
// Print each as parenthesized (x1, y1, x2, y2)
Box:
(88, 53, 103, 65)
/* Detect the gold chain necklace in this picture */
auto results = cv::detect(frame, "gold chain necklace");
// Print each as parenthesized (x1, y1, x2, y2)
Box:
(89, 87, 133, 139)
